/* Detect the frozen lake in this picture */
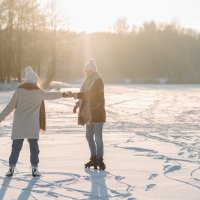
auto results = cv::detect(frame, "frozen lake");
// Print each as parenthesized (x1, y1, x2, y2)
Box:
(0, 84, 200, 199)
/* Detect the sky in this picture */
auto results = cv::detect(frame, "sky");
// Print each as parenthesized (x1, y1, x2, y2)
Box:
(38, 0, 200, 33)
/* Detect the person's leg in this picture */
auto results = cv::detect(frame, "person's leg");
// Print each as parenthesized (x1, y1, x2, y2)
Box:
(28, 139, 40, 167)
(94, 123, 104, 158)
(86, 124, 96, 156)
(85, 124, 97, 169)
(28, 139, 41, 176)
(94, 123, 106, 170)
(6, 139, 24, 176)
(9, 139, 24, 167)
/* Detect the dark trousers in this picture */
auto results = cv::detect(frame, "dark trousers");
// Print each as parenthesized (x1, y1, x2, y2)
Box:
(9, 139, 39, 167)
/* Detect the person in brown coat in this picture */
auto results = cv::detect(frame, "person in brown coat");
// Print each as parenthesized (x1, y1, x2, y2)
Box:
(71, 59, 106, 170)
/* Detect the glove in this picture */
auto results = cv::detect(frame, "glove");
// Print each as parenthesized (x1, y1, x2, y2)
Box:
(62, 91, 73, 98)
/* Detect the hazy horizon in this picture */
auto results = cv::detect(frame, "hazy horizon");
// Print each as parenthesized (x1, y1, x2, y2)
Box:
(38, 0, 200, 33)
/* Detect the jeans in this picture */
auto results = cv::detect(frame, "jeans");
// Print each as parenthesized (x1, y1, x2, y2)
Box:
(86, 123, 104, 158)
(9, 139, 40, 167)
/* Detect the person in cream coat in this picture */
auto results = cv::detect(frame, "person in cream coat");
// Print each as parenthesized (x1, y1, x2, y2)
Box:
(0, 66, 69, 177)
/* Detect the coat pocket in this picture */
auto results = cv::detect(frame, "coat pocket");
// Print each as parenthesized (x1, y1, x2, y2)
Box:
(90, 103, 106, 122)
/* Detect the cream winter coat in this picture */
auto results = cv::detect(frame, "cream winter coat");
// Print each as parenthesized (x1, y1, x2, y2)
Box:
(0, 88, 62, 140)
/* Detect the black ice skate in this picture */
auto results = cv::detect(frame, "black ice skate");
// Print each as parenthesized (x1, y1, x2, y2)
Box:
(85, 155, 97, 170)
(97, 157, 106, 170)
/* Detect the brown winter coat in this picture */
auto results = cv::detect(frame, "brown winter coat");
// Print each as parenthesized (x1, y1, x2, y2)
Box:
(75, 72, 106, 125)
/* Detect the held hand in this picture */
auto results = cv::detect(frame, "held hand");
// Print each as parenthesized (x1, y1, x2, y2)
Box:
(62, 91, 73, 98)
(72, 92, 77, 98)
(66, 91, 74, 97)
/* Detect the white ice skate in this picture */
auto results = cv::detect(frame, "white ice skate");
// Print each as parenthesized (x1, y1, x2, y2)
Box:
(6, 167, 15, 177)
(32, 166, 41, 177)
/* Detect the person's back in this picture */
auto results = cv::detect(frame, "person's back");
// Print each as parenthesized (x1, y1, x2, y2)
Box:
(12, 88, 45, 140)
(0, 66, 69, 177)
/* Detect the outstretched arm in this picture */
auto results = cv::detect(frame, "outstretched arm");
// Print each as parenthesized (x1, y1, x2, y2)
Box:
(41, 90, 72, 100)
(0, 91, 18, 121)
(73, 79, 104, 100)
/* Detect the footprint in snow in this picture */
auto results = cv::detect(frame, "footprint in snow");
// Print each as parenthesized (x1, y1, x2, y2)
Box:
(191, 142, 198, 146)
(148, 174, 158, 180)
(115, 175, 125, 181)
(145, 184, 156, 191)
(163, 165, 171, 171)
(126, 139, 134, 143)
(164, 164, 181, 175)
(178, 151, 184, 156)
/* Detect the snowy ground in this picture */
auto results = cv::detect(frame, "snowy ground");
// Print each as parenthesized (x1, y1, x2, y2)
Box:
(0, 84, 200, 200)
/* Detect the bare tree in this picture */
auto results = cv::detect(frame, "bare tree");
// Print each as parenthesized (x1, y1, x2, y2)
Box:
(30, 0, 45, 76)
(14, 0, 43, 82)
(43, 0, 58, 86)
(114, 17, 129, 34)
(0, 0, 5, 81)
(5, 0, 15, 83)
(43, 0, 70, 86)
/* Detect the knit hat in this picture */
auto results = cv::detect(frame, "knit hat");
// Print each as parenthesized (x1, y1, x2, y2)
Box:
(84, 59, 97, 72)
(25, 66, 39, 83)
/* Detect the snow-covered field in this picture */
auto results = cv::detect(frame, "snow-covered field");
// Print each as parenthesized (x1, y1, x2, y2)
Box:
(0, 84, 200, 200)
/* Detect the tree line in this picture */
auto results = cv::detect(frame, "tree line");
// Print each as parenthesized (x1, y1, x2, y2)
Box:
(0, 0, 63, 85)
(0, 0, 200, 84)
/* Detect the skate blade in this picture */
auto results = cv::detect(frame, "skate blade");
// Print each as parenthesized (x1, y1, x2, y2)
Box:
(5, 174, 13, 177)
(32, 174, 41, 177)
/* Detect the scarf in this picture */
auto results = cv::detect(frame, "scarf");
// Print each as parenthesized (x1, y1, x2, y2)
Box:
(78, 72, 101, 125)
(18, 83, 46, 131)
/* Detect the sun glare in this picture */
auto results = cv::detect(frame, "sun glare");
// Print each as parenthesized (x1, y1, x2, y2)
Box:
(39, 0, 200, 32)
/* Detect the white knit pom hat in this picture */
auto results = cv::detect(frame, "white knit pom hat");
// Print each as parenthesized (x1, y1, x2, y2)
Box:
(84, 59, 97, 72)
(25, 66, 39, 83)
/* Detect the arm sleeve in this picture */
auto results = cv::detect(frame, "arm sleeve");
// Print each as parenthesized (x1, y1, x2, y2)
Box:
(0, 91, 18, 121)
(74, 79, 104, 100)
(41, 90, 62, 100)
(74, 91, 88, 100)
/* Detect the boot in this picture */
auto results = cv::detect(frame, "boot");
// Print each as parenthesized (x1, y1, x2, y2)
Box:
(32, 166, 41, 177)
(97, 157, 106, 170)
(85, 155, 97, 170)
(6, 167, 15, 177)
